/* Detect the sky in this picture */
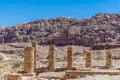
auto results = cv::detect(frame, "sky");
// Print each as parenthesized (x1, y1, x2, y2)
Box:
(0, 0, 120, 26)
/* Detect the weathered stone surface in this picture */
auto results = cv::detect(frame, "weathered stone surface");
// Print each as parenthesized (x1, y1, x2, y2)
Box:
(24, 47, 34, 73)
(8, 73, 22, 80)
(1, 14, 120, 46)
(67, 45, 73, 69)
(31, 41, 37, 71)
(49, 45, 55, 70)
(106, 51, 112, 68)
(85, 51, 92, 68)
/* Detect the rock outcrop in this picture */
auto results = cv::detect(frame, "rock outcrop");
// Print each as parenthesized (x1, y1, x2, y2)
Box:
(0, 13, 120, 47)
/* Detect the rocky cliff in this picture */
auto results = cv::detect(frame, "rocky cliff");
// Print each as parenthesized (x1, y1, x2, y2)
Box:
(0, 13, 120, 47)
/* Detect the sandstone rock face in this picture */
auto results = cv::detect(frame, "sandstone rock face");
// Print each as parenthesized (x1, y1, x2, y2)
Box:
(0, 14, 120, 47)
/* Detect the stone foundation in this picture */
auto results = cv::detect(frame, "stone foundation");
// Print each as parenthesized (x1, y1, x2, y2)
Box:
(8, 73, 22, 80)
(63, 70, 120, 80)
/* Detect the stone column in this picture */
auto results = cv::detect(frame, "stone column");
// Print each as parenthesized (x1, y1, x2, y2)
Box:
(106, 51, 112, 68)
(31, 42, 37, 71)
(67, 45, 73, 69)
(0, 70, 3, 80)
(24, 47, 34, 74)
(9, 73, 22, 80)
(49, 45, 55, 70)
(85, 51, 91, 68)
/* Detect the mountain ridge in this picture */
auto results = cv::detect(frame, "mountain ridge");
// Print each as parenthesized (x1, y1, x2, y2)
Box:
(0, 13, 120, 47)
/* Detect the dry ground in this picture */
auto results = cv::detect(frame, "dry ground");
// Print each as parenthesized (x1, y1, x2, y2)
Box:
(1, 43, 120, 80)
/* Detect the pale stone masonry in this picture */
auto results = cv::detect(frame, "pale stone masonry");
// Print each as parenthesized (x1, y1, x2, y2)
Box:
(49, 45, 55, 70)
(9, 73, 22, 80)
(106, 51, 112, 68)
(85, 51, 92, 68)
(24, 47, 34, 73)
(31, 41, 37, 71)
(0, 70, 3, 80)
(67, 45, 73, 69)
(63, 70, 120, 80)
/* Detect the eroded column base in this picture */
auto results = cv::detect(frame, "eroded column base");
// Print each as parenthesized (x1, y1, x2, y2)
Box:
(22, 73, 36, 77)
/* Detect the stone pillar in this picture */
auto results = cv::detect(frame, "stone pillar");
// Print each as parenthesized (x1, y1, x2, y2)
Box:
(67, 45, 73, 69)
(85, 51, 91, 68)
(49, 45, 55, 70)
(24, 47, 34, 74)
(31, 42, 37, 71)
(9, 73, 22, 80)
(106, 51, 112, 68)
(0, 70, 3, 80)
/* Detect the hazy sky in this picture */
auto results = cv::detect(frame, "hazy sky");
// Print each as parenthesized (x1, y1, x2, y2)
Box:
(0, 0, 120, 26)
